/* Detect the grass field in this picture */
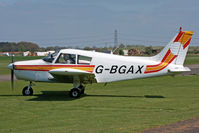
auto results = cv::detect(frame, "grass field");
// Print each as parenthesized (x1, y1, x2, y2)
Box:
(0, 76, 199, 133)
(184, 55, 199, 65)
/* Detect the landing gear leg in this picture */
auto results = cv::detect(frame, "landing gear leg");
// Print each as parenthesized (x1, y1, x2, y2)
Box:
(22, 81, 33, 96)
(79, 85, 85, 94)
(69, 76, 86, 98)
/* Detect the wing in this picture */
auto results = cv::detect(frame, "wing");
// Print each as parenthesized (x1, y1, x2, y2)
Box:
(49, 68, 96, 84)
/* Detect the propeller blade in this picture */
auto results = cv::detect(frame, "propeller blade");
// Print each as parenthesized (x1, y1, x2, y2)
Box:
(10, 55, 14, 91)
(11, 54, 14, 63)
(11, 69, 14, 91)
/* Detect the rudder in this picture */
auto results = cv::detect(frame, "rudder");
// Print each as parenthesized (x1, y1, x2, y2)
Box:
(153, 28, 194, 66)
(173, 30, 193, 65)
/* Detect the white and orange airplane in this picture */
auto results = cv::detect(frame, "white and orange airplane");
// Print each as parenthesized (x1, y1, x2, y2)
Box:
(8, 28, 193, 98)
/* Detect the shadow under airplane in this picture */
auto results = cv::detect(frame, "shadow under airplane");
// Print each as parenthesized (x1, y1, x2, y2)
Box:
(28, 91, 165, 101)
(0, 91, 165, 101)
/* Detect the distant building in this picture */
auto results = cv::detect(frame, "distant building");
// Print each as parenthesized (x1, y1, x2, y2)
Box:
(35, 51, 55, 56)
(0, 52, 9, 56)
(123, 50, 128, 56)
(128, 48, 141, 56)
(35, 52, 48, 56)
(152, 49, 161, 54)
(23, 51, 31, 56)
(47, 51, 55, 54)
(103, 50, 113, 54)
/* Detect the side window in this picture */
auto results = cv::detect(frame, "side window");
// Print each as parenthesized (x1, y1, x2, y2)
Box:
(78, 55, 92, 65)
(56, 53, 76, 64)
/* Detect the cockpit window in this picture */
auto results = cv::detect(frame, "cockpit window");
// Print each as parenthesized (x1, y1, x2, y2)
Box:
(78, 55, 92, 65)
(42, 51, 59, 63)
(55, 53, 76, 64)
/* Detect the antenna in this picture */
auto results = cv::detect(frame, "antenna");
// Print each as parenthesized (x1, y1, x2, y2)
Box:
(179, 27, 182, 32)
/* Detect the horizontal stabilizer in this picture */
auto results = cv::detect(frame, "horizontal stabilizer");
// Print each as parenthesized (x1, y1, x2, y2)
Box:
(168, 66, 191, 73)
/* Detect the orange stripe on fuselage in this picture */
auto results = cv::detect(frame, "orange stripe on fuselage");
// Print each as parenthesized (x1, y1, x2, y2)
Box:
(144, 55, 177, 73)
(14, 65, 95, 73)
(144, 49, 177, 74)
(147, 49, 171, 68)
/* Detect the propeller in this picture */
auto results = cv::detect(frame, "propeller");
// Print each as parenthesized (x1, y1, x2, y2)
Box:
(10, 55, 14, 91)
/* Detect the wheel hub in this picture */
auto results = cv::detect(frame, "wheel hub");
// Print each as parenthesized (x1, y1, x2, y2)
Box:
(25, 89, 30, 95)
(72, 91, 78, 97)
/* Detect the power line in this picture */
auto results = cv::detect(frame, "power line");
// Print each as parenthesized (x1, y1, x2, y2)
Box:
(114, 29, 118, 46)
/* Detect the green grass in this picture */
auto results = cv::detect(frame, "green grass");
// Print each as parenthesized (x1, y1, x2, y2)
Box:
(184, 55, 199, 65)
(0, 76, 199, 133)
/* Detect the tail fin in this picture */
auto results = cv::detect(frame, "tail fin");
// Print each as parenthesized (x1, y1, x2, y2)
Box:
(153, 28, 194, 66)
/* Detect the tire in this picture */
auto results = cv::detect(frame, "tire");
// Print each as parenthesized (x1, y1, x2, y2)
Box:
(22, 86, 33, 96)
(69, 88, 81, 98)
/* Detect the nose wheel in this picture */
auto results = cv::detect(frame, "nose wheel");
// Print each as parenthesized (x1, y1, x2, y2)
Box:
(69, 85, 85, 98)
(22, 86, 33, 96)
(22, 81, 34, 96)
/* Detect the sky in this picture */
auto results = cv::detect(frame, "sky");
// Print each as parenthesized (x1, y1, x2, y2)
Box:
(0, 0, 199, 47)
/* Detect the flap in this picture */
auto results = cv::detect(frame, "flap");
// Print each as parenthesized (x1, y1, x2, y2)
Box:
(49, 68, 92, 76)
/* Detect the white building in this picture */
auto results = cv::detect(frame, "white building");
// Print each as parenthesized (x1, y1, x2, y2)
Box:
(23, 51, 31, 56)
(123, 50, 128, 56)
(35, 51, 55, 56)
(1, 52, 9, 56)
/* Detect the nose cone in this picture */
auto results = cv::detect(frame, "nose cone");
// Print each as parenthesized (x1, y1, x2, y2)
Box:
(8, 63, 14, 70)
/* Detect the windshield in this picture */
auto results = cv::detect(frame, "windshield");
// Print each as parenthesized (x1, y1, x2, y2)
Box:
(42, 51, 59, 63)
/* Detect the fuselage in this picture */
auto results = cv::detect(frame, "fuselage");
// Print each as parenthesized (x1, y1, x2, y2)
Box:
(9, 49, 174, 83)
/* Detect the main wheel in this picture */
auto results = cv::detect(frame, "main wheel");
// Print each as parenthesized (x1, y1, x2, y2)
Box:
(69, 88, 81, 98)
(22, 86, 33, 96)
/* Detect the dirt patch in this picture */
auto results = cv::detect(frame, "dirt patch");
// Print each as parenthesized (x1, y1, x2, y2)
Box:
(141, 117, 199, 133)
(183, 64, 199, 76)
(0, 75, 16, 81)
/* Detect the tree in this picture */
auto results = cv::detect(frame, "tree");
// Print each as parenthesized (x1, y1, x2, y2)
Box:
(145, 46, 152, 55)
(119, 49, 124, 55)
(0, 42, 39, 52)
(17, 42, 39, 52)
